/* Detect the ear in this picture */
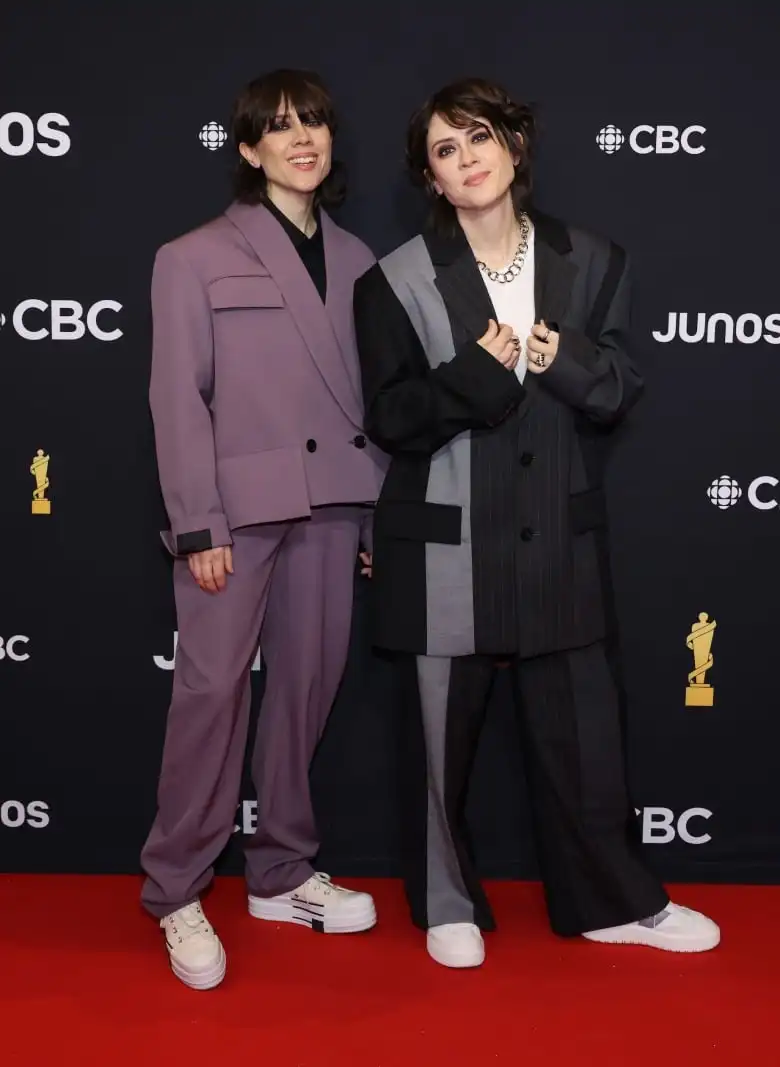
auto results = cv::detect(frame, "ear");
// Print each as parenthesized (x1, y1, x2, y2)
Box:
(512, 131, 524, 167)
(424, 168, 443, 197)
(239, 141, 262, 169)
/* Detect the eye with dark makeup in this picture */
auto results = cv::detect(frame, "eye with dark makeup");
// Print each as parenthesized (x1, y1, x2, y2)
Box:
(434, 127, 492, 158)
(268, 111, 324, 133)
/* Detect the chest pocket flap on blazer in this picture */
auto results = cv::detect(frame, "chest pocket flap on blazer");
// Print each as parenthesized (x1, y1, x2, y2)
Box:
(208, 275, 285, 310)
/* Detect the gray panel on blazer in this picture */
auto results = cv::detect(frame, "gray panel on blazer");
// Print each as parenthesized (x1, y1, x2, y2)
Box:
(379, 238, 475, 655)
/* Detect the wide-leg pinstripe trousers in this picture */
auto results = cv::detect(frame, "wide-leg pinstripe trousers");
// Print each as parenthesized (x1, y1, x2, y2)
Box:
(401, 642, 668, 936)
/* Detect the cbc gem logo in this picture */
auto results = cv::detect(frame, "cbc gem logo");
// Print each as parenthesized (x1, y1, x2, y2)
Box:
(707, 475, 780, 511)
(596, 125, 625, 154)
(707, 476, 742, 510)
(0, 112, 71, 157)
(597, 124, 706, 155)
(0, 300, 123, 341)
(199, 122, 228, 151)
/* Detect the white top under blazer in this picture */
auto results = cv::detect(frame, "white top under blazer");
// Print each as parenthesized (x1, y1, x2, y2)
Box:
(480, 225, 536, 383)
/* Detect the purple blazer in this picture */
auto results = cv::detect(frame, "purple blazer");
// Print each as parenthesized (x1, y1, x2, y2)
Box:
(149, 202, 387, 556)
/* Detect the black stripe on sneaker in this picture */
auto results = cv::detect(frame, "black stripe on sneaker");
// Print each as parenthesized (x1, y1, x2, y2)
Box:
(292, 902, 325, 917)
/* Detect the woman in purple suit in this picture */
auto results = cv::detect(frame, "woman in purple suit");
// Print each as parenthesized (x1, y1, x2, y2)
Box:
(141, 69, 386, 990)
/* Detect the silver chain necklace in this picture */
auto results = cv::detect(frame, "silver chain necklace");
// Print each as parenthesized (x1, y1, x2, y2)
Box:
(476, 213, 531, 284)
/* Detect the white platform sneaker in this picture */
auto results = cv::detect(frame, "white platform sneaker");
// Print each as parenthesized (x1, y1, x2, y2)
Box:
(427, 923, 486, 968)
(161, 902, 226, 990)
(582, 902, 720, 952)
(248, 872, 376, 933)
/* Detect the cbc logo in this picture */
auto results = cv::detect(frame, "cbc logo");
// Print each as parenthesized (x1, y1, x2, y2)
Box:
(653, 312, 780, 345)
(0, 801, 50, 828)
(0, 113, 71, 157)
(597, 124, 706, 155)
(708, 475, 780, 511)
(0, 635, 30, 662)
(638, 807, 712, 845)
(0, 300, 123, 341)
(154, 631, 262, 671)
(199, 122, 228, 151)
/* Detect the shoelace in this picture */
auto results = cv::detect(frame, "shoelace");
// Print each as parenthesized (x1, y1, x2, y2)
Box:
(311, 872, 351, 896)
(167, 904, 211, 942)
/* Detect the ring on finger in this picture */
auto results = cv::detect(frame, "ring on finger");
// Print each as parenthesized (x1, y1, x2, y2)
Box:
(535, 354, 545, 367)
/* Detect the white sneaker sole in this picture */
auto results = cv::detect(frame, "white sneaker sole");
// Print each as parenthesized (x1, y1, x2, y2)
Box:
(168, 942, 227, 990)
(427, 940, 485, 969)
(582, 926, 721, 953)
(248, 894, 377, 933)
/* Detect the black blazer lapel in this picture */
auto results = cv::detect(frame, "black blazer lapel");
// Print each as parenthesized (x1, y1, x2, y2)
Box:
(225, 202, 360, 422)
(531, 211, 576, 330)
(425, 227, 497, 346)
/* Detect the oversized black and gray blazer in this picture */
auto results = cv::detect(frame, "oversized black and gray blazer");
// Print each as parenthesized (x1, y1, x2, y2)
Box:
(353, 211, 643, 659)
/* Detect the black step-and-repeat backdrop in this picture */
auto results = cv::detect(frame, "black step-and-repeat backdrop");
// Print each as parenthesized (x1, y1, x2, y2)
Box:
(2, 1, 779, 884)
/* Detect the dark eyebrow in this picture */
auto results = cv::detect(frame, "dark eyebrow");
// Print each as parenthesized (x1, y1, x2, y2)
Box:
(430, 124, 485, 150)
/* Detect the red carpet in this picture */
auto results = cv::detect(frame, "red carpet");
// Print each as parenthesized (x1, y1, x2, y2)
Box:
(0, 876, 776, 1066)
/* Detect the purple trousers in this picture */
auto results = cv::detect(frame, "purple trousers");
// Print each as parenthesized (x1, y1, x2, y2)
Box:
(141, 507, 362, 918)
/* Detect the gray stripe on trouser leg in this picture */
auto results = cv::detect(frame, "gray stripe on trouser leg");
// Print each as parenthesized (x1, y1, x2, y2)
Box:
(416, 655, 475, 927)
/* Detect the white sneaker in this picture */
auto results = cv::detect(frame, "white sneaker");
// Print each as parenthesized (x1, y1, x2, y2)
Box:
(427, 923, 485, 968)
(582, 902, 720, 953)
(161, 902, 226, 990)
(248, 872, 376, 933)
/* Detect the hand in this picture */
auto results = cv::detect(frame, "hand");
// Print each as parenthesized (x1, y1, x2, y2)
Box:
(359, 551, 372, 578)
(188, 546, 234, 593)
(478, 319, 521, 371)
(525, 320, 559, 374)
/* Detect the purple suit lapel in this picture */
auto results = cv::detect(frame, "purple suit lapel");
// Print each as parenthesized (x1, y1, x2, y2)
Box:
(224, 202, 361, 422)
(321, 212, 361, 404)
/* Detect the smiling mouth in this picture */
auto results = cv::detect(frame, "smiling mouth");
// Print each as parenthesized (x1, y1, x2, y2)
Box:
(289, 155, 318, 169)
(464, 171, 490, 187)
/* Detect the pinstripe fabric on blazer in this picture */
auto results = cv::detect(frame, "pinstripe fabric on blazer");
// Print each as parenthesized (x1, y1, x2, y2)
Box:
(353, 212, 643, 658)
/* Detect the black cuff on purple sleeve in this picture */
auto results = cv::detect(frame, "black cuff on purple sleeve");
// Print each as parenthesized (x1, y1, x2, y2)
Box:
(176, 529, 213, 554)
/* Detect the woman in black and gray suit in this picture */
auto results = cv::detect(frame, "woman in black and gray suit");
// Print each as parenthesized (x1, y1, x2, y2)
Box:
(354, 77, 719, 968)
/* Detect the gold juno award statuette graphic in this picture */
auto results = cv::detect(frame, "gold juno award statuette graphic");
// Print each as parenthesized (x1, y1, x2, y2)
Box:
(30, 449, 51, 515)
(685, 612, 716, 707)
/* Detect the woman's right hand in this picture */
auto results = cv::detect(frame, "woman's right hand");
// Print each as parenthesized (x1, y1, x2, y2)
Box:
(188, 546, 234, 593)
(478, 319, 521, 370)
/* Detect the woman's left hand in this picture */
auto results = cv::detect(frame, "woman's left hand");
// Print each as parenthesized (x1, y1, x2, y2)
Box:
(525, 320, 559, 374)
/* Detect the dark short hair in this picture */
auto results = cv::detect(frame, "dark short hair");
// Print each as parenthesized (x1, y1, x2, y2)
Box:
(230, 68, 346, 208)
(406, 77, 538, 233)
